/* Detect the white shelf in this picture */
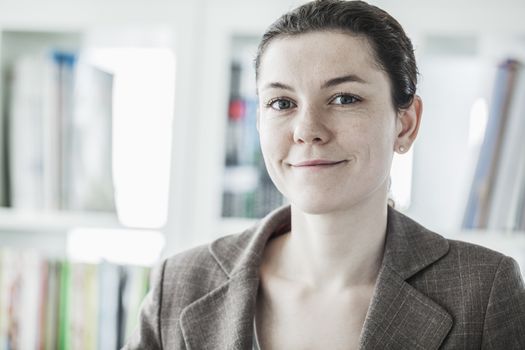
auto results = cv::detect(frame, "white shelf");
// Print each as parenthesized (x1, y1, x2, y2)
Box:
(0, 207, 122, 233)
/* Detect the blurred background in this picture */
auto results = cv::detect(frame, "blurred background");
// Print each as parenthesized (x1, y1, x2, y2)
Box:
(0, 0, 525, 348)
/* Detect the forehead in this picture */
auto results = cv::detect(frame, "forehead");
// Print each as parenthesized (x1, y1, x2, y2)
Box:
(257, 31, 385, 88)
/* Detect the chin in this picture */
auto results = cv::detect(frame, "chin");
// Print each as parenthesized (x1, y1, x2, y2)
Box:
(289, 195, 348, 215)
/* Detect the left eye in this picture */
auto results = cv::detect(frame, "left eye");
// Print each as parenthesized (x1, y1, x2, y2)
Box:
(331, 94, 359, 105)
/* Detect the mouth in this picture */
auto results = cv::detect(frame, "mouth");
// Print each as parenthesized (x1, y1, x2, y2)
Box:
(290, 159, 348, 167)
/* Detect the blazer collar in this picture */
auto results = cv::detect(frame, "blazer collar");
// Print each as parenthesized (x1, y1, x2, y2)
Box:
(181, 205, 453, 349)
(180, 206, 291, 349)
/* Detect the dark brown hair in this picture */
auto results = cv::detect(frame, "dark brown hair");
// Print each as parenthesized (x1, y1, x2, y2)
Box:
(255, 0, 418, 111)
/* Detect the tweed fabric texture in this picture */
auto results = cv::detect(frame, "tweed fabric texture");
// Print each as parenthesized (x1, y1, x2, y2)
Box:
(123, 205, 525, 349)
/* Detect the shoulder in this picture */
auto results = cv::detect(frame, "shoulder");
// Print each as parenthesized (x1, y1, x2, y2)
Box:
(442, 238, 524, 297)
(415, 231, 514, 283)
(437, 240, 525, 347)
(389, 208, 522, 298)
(408, 226, 524, 308)
(444, 238, 507, 267)
(390, 207, 511, 273)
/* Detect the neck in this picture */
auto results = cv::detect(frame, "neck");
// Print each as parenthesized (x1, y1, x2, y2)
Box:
(273, 190, 389, 291)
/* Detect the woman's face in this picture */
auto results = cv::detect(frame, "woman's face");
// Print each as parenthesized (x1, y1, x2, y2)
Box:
(257, 31, 415, 215)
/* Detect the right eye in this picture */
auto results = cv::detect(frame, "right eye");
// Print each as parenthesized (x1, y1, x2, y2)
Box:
(268, 98, 296, 111)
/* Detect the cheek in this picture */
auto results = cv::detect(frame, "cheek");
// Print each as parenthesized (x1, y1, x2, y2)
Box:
(364, 110, 397, 144)
(338, 116, 395, 163)
(365, 117, 397, 176)
(258, 121, 288, 159)
(258, 125, 290, 197)
(259, 128, 275, 160)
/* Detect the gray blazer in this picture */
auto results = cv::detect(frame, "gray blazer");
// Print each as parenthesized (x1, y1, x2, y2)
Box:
(124, 205, 525, 349)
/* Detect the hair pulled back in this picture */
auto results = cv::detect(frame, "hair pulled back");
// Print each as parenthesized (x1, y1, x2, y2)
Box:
(255, 0, 418, 111)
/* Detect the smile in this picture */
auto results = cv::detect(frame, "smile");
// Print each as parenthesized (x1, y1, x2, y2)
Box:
(290, 159, 348, 167)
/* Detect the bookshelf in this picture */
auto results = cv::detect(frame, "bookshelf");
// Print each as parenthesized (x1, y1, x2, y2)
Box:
(0, 14, 179, 349)
(221, 35, 285, 219)
(0, 208, 120, 233)
(0, 26, 177, 237)
(0, 18, 194, 350)
(0, 29, 119, 245)
(0, 0, 193, 253)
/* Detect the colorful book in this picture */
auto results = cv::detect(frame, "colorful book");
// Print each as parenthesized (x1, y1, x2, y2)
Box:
(0, 249, 152, 348)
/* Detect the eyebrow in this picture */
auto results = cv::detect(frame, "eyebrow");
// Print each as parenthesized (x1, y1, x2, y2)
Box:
(261, 74, 367, 93)
(262, 82, 295, 92)
(321, 74, 367, 88)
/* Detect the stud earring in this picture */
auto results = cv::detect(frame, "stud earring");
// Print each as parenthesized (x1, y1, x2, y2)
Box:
(399, 146, 406, 153)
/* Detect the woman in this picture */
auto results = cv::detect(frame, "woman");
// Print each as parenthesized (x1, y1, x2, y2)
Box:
(124, 1, 525, 349)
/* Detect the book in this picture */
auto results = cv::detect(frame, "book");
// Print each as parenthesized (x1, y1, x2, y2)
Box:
(487, 64, 525, 230)
(7, 50, 116, 212)
(57, 260, 70, 350)
(0, 112, 6, 207)
(118, 265, 150, 346)
(18, 251, 42, 350)
(0, 249, 152, 348)
(462, 59, 521, 228)
(0, 249, 15, 348)
(8, 53, 52, 209)
(97, 261, 120, 350)
(66, 60, 115, 212)
(54, 52, 76, 211)
(42, 261, 60, 350)
(8, 50, 74, 210)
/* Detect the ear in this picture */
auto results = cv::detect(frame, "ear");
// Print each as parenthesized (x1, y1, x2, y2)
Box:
(395, 95, 422, 153)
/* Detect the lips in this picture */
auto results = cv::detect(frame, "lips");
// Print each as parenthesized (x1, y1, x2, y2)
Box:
(290, 159, 347, 167)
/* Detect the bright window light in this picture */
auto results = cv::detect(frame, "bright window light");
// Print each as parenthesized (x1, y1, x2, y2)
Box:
(391, 148, 414, 210)
(84, 48, 175, 229)
(67, 228, 165, 266)
(468, 97, 488, 148)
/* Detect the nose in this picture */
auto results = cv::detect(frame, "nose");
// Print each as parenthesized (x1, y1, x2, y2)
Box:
(293, 106, 331, 145)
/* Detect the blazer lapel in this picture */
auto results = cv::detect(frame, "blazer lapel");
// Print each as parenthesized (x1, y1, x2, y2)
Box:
(179, 268, 260, 349)
(359, 207, 453, 349)
(179, 205, 292, 350)
(359, 265, 453, 350)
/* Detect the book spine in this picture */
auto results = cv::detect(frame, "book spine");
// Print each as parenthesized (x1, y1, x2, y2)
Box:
(8, 55, 47, 209)
(0, 250, 151, 348)
(57, 260, 70, 350)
